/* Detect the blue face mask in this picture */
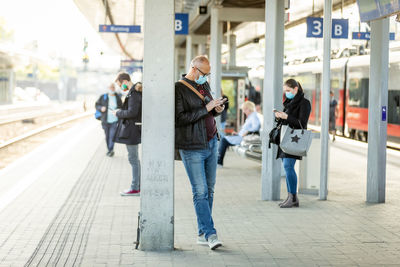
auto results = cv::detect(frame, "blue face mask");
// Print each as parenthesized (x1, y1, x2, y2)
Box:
(285, 91, 295, 99)
(195, 75, 207, 85)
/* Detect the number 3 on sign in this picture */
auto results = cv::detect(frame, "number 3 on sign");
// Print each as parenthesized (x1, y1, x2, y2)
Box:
(312, 20, 322, 36)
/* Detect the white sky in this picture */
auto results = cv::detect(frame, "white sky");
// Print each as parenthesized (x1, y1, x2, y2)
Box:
(0, 0, 120, 69)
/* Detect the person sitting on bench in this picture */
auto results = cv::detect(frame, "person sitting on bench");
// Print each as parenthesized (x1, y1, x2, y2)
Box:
(217, 101, 260, 167)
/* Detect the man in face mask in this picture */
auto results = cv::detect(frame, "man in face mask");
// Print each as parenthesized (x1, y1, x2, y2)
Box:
(175, 56, 226, 250)
(95, 83, 123, 157)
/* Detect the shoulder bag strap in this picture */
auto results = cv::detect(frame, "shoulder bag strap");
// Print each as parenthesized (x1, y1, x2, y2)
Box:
(178, 79, 205, 102)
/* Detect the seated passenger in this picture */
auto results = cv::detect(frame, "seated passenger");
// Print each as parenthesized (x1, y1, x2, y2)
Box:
(217, 101, 260, 167)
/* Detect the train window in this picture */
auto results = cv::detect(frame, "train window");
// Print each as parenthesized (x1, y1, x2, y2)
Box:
(348, 78, 369, 108)
(388, 91, 400, 125)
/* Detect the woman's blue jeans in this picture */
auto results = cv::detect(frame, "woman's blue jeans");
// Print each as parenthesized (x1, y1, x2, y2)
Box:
(282, 158, 297, 194)
(179, 136, 218, 239)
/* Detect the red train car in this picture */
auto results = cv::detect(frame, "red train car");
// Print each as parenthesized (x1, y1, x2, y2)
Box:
(283, 52, 400, 143)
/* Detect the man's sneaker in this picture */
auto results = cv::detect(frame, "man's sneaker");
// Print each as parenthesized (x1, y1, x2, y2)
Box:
(109, 151, 115, 157)
(197, 234, 208, 245)
(120, 189, 140, 196)
(207, 234, 222, 250)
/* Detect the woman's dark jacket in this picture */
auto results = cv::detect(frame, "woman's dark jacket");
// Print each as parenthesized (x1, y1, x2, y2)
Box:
(114, 86, 142, 145)
(277, 91, 311, 160)
(95, 93, 122, 126)
(175, 80, 220, 150)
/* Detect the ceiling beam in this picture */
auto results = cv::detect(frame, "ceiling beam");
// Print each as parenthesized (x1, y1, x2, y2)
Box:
(218, 7, 264, 22)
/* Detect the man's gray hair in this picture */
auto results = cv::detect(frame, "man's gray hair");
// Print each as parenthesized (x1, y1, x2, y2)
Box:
(190, 55, 209, 68)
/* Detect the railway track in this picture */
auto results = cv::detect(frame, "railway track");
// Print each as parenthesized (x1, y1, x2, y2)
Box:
(0, 112, 92, 150)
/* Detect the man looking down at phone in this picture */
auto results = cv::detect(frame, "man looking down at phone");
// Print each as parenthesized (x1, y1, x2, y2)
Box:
(175, 55, 225, 250)
(217, 101, 260, 167)
(113, 73, 142, 197)
(95, 83, 122, 157)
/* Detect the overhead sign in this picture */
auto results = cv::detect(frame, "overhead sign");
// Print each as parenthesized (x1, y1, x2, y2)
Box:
(306, 17, 349, 39)
(357, 0, 400, 22)
(175, 13, 189, 35)
(99, 24, 141, 33)
(120, 59, 143, 73)
(352, 32, 395, 40)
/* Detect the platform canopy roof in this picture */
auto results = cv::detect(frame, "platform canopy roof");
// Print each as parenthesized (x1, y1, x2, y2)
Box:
(73, 0, 355, 60)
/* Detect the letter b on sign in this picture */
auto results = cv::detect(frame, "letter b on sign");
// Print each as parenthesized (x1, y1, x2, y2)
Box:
(175, 20, 182, 32)
(334, 24, 342, 37)
(175, 13, 188, 35)
(332, 19, 348, 39)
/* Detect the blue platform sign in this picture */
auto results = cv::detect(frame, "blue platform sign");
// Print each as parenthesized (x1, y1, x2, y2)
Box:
(175, 13, 189, 35)
(306, 17, 349, 39)
(357, 0, 400, 22)
(352, 32, 395, 40)
(382, 106, 387, 121)
(99, 24, 141, 33)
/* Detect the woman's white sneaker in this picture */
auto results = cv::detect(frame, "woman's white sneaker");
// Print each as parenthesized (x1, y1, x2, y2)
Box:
(207, 234, 222, 250)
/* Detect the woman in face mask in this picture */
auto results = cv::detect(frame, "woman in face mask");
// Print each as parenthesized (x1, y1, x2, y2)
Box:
(274, 79, 311, 208)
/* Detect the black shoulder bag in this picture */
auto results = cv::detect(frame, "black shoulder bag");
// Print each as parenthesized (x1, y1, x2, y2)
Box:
(268, 120, 282, 148)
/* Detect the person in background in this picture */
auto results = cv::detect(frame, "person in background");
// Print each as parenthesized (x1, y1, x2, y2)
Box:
(217, 101, 260, 167)
(220, 90, 229, 136)
(329, 90, 339, 142)
(95, 83, 122, 157)
(274, 79, 311, 208)
(113, 73, 142, 196)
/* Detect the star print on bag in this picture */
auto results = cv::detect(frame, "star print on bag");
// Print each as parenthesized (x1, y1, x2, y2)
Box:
(291, 135, 300, 143)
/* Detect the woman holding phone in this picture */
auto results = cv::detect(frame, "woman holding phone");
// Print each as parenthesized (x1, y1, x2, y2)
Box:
(274, 79, 311, 208)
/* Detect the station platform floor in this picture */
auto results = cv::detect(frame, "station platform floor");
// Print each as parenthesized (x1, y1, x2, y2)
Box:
(0, 118, 400, 266)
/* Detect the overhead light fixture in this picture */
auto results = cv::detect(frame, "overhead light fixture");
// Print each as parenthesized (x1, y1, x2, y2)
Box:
(199, 6, 207, 15)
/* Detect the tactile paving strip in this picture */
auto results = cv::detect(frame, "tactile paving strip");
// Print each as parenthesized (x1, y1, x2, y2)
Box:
(24, 146, 108, 267)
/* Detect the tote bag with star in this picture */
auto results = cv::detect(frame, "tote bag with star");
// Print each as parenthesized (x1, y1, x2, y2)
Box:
(279, 121, 312, 157)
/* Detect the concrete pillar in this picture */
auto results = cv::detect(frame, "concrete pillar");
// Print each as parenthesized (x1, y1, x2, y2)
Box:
(261, 0, 285, 201)
(367, 17, 389, 203)
(140, 0, 174, 251)
(8, 69, 14, 104)
(175, 48, 180, 81)
(210, 6, 223, 127)
(228, 34, 236, 67)
(319, 0, 332, 200)
(198, 43, 206, 56)
(186, 35, 193, 71)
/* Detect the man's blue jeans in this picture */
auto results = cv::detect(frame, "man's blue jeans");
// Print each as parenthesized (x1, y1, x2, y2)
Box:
(102, 122, 118, 152)
(126, 144, 140, 191)
(179, 136, 218, 239)
(282, 158, 297, 194)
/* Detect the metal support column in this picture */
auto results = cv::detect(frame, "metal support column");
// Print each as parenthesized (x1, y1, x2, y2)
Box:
(261, 0, 285, 201)
(319, 0, 332, 200)
(140, 0, 175, 251)
(367, 18, 389, 203)
(186, 35, 193, 71)
(210, 6, 223, 126)
(228, 34, 236, 67)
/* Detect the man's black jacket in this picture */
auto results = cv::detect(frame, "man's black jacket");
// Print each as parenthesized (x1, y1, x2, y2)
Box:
(175, 80, 220, 150)
(95, 93, 122, 126)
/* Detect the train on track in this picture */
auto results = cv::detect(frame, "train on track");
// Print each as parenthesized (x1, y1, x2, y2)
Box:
(283, 51, 400, 143)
